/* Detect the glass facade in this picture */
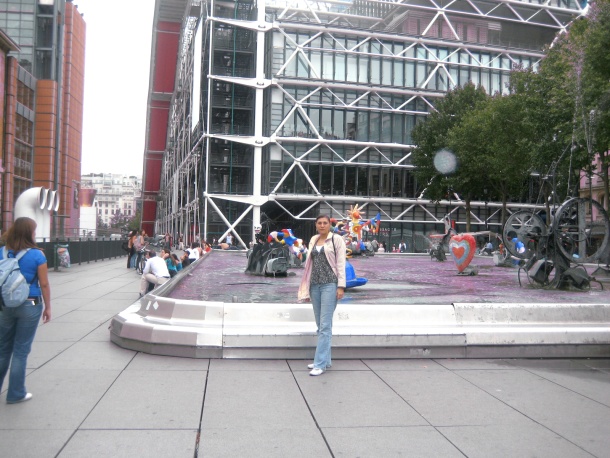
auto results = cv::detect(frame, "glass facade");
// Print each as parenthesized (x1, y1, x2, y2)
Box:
(0, 0, 59, 78)
(154, 0, 585, 248)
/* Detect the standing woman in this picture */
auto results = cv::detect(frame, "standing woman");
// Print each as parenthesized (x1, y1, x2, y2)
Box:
(0, 217, 51, 403)
(298, 215, 346, 376)
(127, 230, 136, 268)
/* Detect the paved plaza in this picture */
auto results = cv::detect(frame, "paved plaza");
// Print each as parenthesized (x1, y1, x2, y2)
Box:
(0, 256, 609, 457)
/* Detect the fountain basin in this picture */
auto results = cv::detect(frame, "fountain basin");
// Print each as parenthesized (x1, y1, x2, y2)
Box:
(109, 251, 610, 358)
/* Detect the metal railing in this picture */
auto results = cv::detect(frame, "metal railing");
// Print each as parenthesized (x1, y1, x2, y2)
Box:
(37, 237, 127, 269)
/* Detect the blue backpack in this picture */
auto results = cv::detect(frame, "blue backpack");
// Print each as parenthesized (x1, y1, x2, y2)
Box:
(0, 247, 31, 308)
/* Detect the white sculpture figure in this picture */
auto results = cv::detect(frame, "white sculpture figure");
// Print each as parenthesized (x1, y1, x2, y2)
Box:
(14, 187, 60, 240)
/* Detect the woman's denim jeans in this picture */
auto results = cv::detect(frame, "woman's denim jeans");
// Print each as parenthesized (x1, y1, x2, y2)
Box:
(310, 283, 337, 370)
(0, 302, 43, 402)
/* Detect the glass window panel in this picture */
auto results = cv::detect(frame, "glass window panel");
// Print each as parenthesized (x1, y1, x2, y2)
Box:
(392, 114, 403, 143)
(470, 68, 479, 87)
(406, 62, 415, 87)
(416, 63, 427, 87)
(335, 53, 346, 81)
(332, 167, 344, 195)
(393, 59, 403, 86)
(481, 69, 490, 92)
(346, 111, 356, 140)
(381, 59, 391, 85)
(320, 165, 332, 194)
(438, 68, 448, 91)
(491, 71, 500, 93)
(381, 113, 392, 143)
(449, 66, 458, 87)
(357, 168, 368, 195)
(370, 168, 380, 196)
(297, 53, 309, 78)
(381, 169, 391, 196)
(309, 164, 320, 192)
(369, 112, 381, 143)
(426, 64, 437, 89)
(356, 112, 368, 142)
(358, 56, 368, 83)
(346, 55, 357, 82)
(308, 107, 320, 133)
(459, 67, 469, 86)
(405, 115, 416, 144)
(334, 110, 344, 139)
(321, 109, 332, 138)
(371, 58, 381, 84)
(310, 51, 321, 78)
(345, 167, 356, 194)
(322, 52, 333, 79)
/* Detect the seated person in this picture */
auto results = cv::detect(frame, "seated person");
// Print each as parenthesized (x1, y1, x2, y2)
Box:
(186, 242, 201, 261)
(139, 250, 170, 297)
(483, 241, 494, 255)
(160, 249, 178, 278)
(171, 253, 183, 271)
(180, 252, 191, 267)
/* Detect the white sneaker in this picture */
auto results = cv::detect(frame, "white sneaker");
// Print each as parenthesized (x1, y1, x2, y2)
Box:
(309, 368, 325, 376)
(7, 393, 32, 404)
(307, 363, 331, 369)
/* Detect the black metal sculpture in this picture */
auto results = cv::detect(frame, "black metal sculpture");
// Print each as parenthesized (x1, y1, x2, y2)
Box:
(503, 198, 610, 290)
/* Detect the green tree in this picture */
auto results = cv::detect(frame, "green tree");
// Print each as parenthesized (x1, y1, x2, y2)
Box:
(126, 209, 141, 232)
(411, 83, 489, 230)
(537, 0, 610, 212)
(449, 93, 534, 225)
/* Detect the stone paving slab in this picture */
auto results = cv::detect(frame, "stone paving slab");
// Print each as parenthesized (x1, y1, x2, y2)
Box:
(437, 424, 593, 458)
(0, 257, 609, 457)
(82, 370, 206, 430)
(323, 426, 465, 458)
(57, 430, 197, 458)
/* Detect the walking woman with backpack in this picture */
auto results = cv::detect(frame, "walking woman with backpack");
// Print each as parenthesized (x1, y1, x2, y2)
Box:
(0, 217, 51, 404)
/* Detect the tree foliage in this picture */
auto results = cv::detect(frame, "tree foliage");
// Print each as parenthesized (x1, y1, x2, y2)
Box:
(410, 0, 610, 222)
(411, 83, 489, 205)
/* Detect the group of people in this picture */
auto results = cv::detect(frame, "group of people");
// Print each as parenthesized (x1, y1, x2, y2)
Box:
(126, 229, 148, 269)
(138, 241, 213, 297)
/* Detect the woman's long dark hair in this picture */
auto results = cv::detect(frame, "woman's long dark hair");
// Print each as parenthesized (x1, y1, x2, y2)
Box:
(3, 217, 39, 251)
(315, 214, 331, 223)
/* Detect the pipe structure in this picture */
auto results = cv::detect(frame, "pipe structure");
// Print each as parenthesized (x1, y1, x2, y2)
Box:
(14, 187, 60, 240)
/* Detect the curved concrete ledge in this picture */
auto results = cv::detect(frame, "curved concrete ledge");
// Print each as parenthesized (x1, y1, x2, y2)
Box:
(109, 292, 610, 358)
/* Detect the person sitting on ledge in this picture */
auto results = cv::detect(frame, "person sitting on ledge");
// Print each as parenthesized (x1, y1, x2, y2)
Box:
(186, 242, 201, 262)
(139, 250, 170, 297)
(171, 253, 183, 272)
(180, 252, 191, 267)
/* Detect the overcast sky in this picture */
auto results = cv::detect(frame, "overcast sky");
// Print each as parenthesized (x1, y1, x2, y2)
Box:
(77, 1, 155, 177)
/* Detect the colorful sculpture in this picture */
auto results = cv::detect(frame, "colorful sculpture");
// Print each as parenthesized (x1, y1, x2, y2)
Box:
(449, 234, 476, 273)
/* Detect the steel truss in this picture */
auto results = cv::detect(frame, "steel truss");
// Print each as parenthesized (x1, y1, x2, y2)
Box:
(155, 0, 584, 248)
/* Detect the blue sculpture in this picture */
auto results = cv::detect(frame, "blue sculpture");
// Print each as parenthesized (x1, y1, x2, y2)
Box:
(345, 260, 367, 288)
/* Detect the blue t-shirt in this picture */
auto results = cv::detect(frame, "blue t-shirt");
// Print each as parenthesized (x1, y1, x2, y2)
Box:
(1, 248, 47, 297)
(165, 258, 177, 272)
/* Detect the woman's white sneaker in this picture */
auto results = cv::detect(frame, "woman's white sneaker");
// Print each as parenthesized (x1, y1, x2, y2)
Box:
(307, 363, 331, 369)
(309, 368, 325, 376)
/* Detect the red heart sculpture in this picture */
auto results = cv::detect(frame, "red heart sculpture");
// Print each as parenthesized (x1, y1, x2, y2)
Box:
(449, 234, 476, 273)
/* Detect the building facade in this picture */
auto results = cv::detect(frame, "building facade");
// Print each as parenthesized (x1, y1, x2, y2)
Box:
(143, 0, 585, 248)
(81, 173, 142, 228)
(0, 0, 85, 236)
